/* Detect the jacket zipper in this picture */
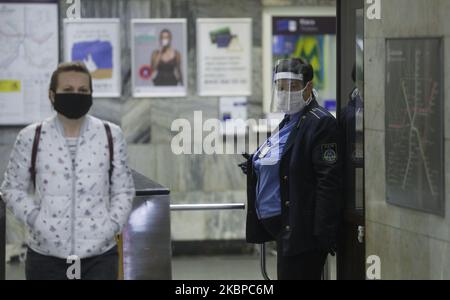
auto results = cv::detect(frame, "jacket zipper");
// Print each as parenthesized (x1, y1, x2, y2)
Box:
(71, 137, 82, 255)
(55, 116, 87, 256)
(66, 135, 81, 255)
(67, 142, 75, 255)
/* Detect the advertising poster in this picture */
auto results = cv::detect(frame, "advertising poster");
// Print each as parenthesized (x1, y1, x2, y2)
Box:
(271, 16, 336, 110)
(131, 19, 187, 98)
(63, 19, 121, 98)
(262, 7, 336, 114)
(197, 18, 252, 96)
(0, 2, 58, 125)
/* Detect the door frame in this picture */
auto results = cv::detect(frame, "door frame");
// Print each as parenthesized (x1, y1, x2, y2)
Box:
(336, 0, 366, 280)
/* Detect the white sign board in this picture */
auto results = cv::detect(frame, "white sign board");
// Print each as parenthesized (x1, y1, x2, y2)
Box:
(63, 19, 121, 98)
(197, 18, 252, 96)
(219, 96, 248, 136)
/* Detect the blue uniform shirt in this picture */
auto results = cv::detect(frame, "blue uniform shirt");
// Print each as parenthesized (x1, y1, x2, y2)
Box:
(253, 112, 301, 220)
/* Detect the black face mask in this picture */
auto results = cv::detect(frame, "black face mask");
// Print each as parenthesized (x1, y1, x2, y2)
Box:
(53, 93, 92, 119)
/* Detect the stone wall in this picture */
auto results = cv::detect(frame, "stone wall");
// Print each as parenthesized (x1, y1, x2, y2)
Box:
(364, 0, 450, 279)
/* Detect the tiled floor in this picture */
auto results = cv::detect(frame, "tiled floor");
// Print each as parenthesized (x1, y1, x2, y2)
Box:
(5, 254, 278, 280)
(172, 254, 278, 280)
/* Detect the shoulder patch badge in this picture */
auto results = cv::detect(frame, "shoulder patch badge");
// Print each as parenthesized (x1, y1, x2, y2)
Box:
(321, 143, 338, 163)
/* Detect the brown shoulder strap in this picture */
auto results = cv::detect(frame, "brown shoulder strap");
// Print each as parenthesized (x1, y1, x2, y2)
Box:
(103, 122, 114, 185)
(30, 124, 42, 190)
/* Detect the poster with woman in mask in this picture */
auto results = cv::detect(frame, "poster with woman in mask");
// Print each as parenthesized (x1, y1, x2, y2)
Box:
(131, 19, 187, 97)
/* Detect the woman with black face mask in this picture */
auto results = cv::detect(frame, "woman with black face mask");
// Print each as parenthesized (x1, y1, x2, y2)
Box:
(0, 62, 135, 280)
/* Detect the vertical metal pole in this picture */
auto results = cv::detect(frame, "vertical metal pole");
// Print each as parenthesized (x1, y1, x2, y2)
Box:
(322, 257, 330, 280)
(0, 194, 5, 280)
(260, 243, 271, 280)
(116, 234, 124, 280)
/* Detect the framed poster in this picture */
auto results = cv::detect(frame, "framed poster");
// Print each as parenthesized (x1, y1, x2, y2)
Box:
(131, 19, 187, 98)
(385, 38, 444, 216)
(262, 7, 336, 114)
(63, 18, 121, 98)
(196, 18, 252, 96)
(0, 1, 59, 125)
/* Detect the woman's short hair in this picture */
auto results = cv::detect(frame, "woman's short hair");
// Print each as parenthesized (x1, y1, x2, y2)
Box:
(159, 28, 172, 39)
(49, 61, 93, 93)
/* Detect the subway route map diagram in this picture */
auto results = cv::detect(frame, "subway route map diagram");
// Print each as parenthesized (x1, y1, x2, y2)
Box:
(385, 38, 444, 216)
(0, 3, 58, 125)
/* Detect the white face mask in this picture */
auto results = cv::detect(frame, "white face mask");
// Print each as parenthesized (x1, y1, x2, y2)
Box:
(276, 88, 311, 115)
(301, 85, 314, 101)
(161, 38, 170, 47)
(275, 91, 289, 111)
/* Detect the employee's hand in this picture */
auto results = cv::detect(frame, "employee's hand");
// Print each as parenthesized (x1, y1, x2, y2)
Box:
(238, 153, 250, 175)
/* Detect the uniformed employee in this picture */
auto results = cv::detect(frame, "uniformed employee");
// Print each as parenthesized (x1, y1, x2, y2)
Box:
(239, 58, 342, 280)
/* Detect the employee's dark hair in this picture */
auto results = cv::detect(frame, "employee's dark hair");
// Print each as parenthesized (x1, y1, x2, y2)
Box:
(49, 61, 93, 93)
(274, 57, 314, 83)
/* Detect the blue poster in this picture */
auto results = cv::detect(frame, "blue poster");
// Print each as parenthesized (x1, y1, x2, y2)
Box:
(71, 40, 113, 79)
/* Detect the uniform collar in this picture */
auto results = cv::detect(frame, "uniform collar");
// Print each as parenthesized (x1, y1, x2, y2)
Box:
(280, 99, 320, 158)
(284, 110, 302, 122)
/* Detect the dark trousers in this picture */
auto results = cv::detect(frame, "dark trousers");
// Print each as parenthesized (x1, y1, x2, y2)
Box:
(25, 246, 119, 280)
(261, 215, 328, 280)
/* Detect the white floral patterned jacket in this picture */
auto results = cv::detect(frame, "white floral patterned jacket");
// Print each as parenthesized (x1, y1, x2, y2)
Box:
(1, 115, 135, 259)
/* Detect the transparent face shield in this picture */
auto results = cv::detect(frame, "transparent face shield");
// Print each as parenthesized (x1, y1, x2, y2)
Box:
(270, 72, 306, 114)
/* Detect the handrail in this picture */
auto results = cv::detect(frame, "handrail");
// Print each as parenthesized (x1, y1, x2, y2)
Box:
(135, 188, 170, 197)
(170, 203, 245, 211)
(260, 243, 271, 280)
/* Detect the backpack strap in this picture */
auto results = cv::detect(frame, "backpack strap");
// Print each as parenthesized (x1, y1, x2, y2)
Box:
(30, 124, 42, 190)
(103, 122, 114, 185)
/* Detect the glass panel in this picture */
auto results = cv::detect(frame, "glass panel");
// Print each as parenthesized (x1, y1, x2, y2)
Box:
(354, 8, 364, 210)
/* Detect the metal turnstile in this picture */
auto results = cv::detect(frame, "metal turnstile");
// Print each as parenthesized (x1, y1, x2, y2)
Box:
(122, 170, 172, 279)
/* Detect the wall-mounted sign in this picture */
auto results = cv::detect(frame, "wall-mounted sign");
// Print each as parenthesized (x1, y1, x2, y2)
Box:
(262, 7, 336, 114)
(131, 19, 188, 98)
(0, 2, 59, 125)
(197, 18, 252, 96)
(219, 96, 248, 136)
(385, 38, 444, 216)
(64, 18, 121, 98)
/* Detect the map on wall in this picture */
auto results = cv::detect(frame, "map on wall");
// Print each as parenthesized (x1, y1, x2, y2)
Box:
(0, 2, 59, 125)
(385, 38, 444, 216)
